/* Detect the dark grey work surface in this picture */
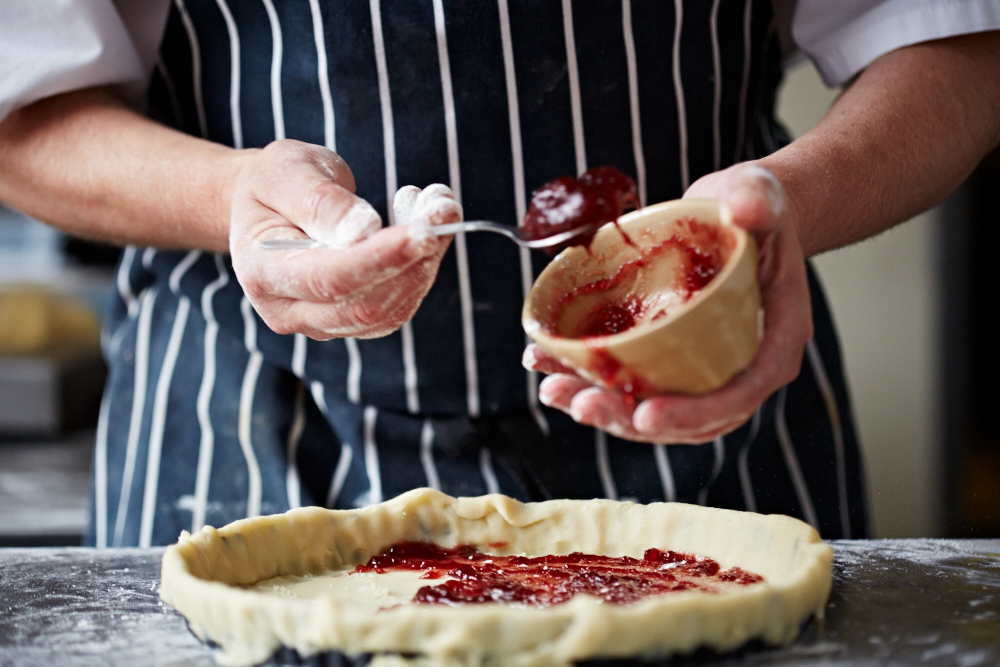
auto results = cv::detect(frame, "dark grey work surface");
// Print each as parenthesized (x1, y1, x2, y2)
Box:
(0, 540, 998, 667)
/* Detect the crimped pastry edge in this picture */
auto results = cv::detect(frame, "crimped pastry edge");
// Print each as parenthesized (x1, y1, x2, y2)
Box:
(160, 488, 832, 666)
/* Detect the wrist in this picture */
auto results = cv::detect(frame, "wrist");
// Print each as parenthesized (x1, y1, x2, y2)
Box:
(216, 148, 261, 252)
(755, 151, 817, 256)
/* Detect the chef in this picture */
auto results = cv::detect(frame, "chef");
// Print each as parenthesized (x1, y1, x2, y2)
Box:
(0, 1, 997, 547)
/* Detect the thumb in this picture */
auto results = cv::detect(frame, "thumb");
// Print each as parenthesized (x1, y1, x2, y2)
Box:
(686, 163, 787, 234)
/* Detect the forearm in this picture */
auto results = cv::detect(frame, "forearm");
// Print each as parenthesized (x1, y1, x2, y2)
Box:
(761, 31, 1000, 258)
(0, 88, 253, 252)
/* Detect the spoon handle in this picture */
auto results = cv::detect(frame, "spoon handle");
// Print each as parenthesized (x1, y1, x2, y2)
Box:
(258, 220, 596, 250)
(259, 221, 504, 251)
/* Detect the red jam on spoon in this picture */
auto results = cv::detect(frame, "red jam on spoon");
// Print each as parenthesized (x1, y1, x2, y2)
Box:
(353, 541, 764, 607)
(523, 166, 640, 250)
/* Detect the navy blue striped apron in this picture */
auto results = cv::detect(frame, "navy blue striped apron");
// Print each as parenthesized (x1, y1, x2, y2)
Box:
(86, 0, 869, 548)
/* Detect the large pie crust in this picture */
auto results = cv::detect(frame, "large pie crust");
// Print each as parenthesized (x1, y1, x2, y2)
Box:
(160, 488, 832, 666)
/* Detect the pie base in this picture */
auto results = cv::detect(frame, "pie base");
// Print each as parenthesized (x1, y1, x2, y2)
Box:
(160, 489, 833, 666)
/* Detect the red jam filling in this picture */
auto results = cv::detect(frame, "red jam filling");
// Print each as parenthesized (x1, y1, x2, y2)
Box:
(353, 541, 763, 607)
(549, 218, 726, 341)
(523, 166, 640, 249)
(580, 297, 644, 337)
(541, 219, 727, 397)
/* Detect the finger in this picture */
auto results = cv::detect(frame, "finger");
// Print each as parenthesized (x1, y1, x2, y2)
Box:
(238, 225, 442, 302)
(237, 141, 380, 248)
(392, 185, 422, 226)
(394, 183, 463, 228)
(415, 196, 463, 227)
(538, 374, 594, 411)
(632, 289, 806, 440)
(720, 170, 786, 234)
(302, 196, 382, 249)
(631, 298, 798, 437)
(633, 392, 754, 442)
(631, 375, 760, 436)
(279, 290, 421, 339)
(414, 183, 463, 224)
(678, 418, 753, 443)
(256, 250, 446, 338)
(417, 183, 456, 206)
(538, 375, 733, 444)
(684, 163, 786, 234)
(568, 387, 639, 438)
(631, 235, 810, 441)
(521, 344, 577, 375)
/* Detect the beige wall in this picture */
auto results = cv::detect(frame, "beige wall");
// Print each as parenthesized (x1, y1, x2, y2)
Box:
(776, 62, 943, 537)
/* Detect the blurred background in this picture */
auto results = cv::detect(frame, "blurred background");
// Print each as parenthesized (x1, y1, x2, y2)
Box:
(778, 61, 1000, 539)
(0, 207, 111, 545)
(1, 59, 997, 545)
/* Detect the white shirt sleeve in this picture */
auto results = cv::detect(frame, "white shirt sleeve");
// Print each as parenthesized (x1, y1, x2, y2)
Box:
(793, 0, 1000, 87)
(0, 0, 170, 122)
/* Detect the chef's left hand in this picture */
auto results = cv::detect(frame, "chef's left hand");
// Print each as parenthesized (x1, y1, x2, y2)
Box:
(523, 162, 813, 444)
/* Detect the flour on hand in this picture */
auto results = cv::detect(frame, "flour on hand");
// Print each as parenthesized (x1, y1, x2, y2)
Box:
(304, 196, 383, 250)
(393, 183, 463, 228)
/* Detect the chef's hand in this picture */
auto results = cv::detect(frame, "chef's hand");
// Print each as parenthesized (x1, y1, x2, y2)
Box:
(523, 162, 812, 444)
(229, 140, 460, 339)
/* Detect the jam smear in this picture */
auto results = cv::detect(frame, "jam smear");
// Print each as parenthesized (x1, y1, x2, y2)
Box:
(523, 166, 640, 250)
(354, 541, 763, 607)
(543, 218, 728, 398)
(679, 236, 722, 296)
(580, 297, 644, 337)
(584, 344, 651, 400)
(548, 217, 727, 341)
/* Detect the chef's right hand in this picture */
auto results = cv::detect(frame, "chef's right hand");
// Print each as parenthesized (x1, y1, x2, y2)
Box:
(228, 140, 459, 339)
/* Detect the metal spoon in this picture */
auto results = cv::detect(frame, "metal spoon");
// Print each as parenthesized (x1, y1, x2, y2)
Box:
(259, 220, 600, 251)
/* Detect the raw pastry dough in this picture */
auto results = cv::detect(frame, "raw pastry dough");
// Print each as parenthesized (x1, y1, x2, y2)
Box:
(160, 488, 832, 666)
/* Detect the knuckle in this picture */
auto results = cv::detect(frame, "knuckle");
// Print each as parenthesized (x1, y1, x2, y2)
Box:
(250, 141, 300, 187)
(309, 312, 352, 338)
(305, 180, 347, 225)
(355, 326, 398, 340)
(348, 299, 386, 330)
(303, 270, 335, 301)
(239, 274, 268, 301)
(263, 138, 304, 159)
(384, 295, 422, 326)
(263, 140, 319, 181)
(801, 318, 815, 343)
(321, 153, 355, 191)
(783, 357, 804, 386)
(267, 318, 296, 337)
(252, 302, 294, 335)
(305, 328, 335, 342)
